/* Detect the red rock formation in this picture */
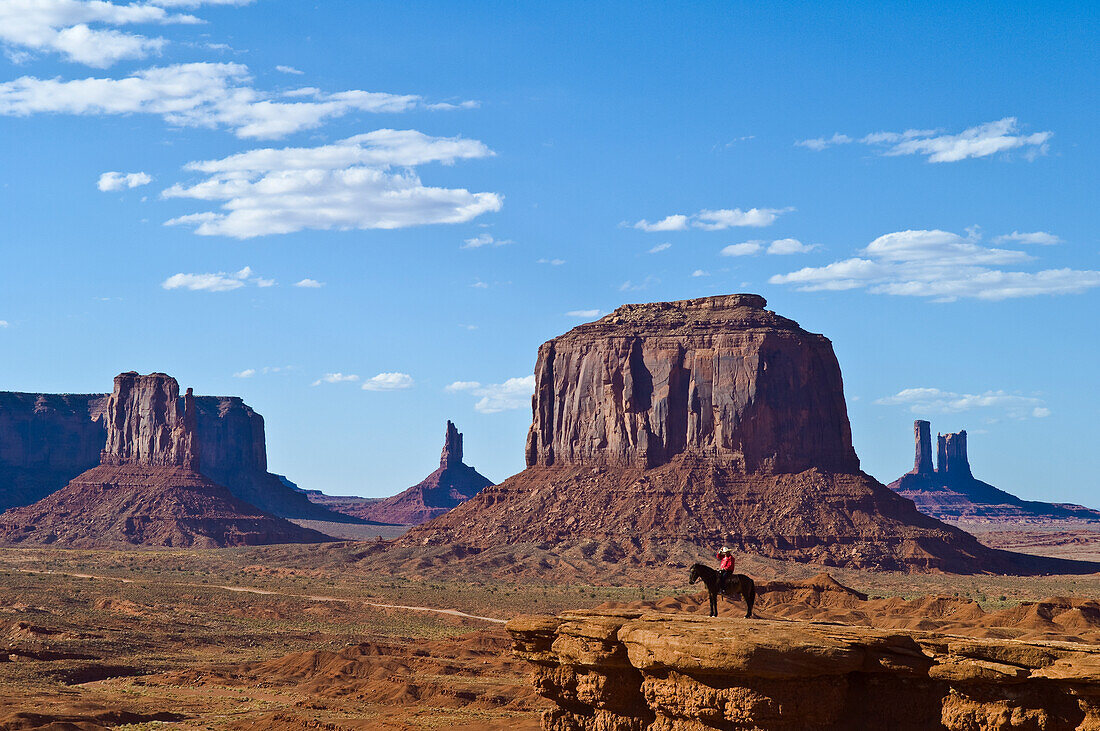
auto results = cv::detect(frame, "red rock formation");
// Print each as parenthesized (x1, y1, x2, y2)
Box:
(0, 392, 107, 510)
(525, 294, 859, 473)
(913, 419, 933, 475)
(101, 373, 199, 469)
(0, 373, 330, 548)
(408, 295, 1096, 573)
(0, 377, 352, 521)
(890, 420, 1100, 524)
(508, 609, 1100, 731)
(349, 421, 493, 525)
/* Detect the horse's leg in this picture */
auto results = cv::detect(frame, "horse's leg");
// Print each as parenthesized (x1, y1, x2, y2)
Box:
(744, 579, 755, 619)
(709, 589, 717, 617)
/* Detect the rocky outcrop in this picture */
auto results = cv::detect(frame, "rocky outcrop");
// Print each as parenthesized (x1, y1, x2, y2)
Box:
(0, 376, 352, 521)
(508, 609, 1100, 731)
(913, 419, 934, 475)
(101, 373, 199, 469)
(349, 421, 493, 525)
(0, 373, 330, 547)
(525, 294, 859, 473)
(0, 392, 107, 510)
(407, 295, 1091, 573)
(889, 420, 1100, 524)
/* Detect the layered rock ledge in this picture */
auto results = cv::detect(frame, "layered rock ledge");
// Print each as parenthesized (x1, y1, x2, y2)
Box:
(508, 609, 1100, 731)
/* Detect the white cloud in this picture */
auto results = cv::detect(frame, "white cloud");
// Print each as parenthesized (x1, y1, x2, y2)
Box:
(993, 231, 1061, 246)
(275, 65, 303, 75)
(648, 243, 671, 254)
(162, 129, 500, 238)
(794, 133, 853, 151)
(619, 276, 658, 292)
(232, 368, 255, 378)
(161, 265, 273, 291)
(462, 233, 513, 248)
(0, 320, 8, 328)
(311, 372, 359, 386)
(447, 375, 534, 414)
(0, 63, 471, 139)
(634, 207, 788, 233)
(720, 241, 763, 257)
(97, 171, 153, 191)
(293, 278, 324, 288)
(445, 380, 481, 392)
(691, 270, 709, 277)
(633, 214, 688, 232)
(566, 309, 600, 317)
(0, 0, 195, 67)
(875, 387, 1049, 420)
(536, 258, 565, 265)
(361, 372, 413, 391)
(770, 228, 1100, 301)
(766, 238, 818, 255)
(798, 118, 1052, 163)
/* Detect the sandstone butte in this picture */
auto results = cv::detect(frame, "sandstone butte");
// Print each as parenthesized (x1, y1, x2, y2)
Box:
(405, 294, 1097, 574)
(0, 377, 353, 522)
(889, 419, 1100, 524)
(345, 420, 493, 525)
(507, 607, 1100, 731)
(0, 372, 330, 548)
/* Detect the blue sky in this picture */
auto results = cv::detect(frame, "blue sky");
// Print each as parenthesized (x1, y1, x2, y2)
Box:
(0, 1, 1097, 504)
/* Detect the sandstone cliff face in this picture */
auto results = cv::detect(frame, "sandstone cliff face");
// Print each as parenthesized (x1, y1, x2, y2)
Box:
(509, 609, 1100, 731)
(101, 372, 199, 469)
(525, 294, 859, 473)
(0, 392, 107, 510)
(352, 420, 493, 525)
(889, 420, 1100, 524)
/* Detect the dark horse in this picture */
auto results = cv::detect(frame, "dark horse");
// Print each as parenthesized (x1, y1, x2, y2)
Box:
(688, 563, 756, 618)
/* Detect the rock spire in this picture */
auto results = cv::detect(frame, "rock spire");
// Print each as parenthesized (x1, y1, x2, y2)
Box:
(440, 420, 462, 469)
(101, 372, 199, 470)
(912, 419, 934, 475)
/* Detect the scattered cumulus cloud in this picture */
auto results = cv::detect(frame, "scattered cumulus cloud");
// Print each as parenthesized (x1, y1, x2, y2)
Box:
(0, 320, 8, 328)
(162, 129, 500, 238)
(97, 171, 152, 191)
(275, 64, 303, 75)
(311, 372, 359, 386)
(0, 63, 472, 139)
(633, 207, 788, 232)
(446, 376, 534, 414)
(875, 387, 1050, 420)
(566, 309, 600, 318)
(691, 269, 709, 277)
(536, 258, 565, 265)
(232, 368, 255, 378)
(293, 278, 324, 288)
(462, 233, 512, 248)
(648, 243, 671, 254)
(0, 0, 252, 68)
(993, 231, 1061, 246)
(161, 265, 272, 292)
(361, 372, 413, 391)
(769, 228, 1100, 301)
(766, 238, 818, 255)
(796, 118, 1052, 162)
(721, 241, 763, 257)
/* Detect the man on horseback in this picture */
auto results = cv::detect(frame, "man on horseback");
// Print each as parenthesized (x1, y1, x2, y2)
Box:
(717, 546, 735, 592)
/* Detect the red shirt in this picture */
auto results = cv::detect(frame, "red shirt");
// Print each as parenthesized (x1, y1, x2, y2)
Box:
(718, 553, 734, 571)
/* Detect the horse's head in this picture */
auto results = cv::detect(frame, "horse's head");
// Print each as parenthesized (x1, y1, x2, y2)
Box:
(688, 564, 699, 585)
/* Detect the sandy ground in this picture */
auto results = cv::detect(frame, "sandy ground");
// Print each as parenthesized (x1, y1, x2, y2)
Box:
(2, 540, 1100, 729)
